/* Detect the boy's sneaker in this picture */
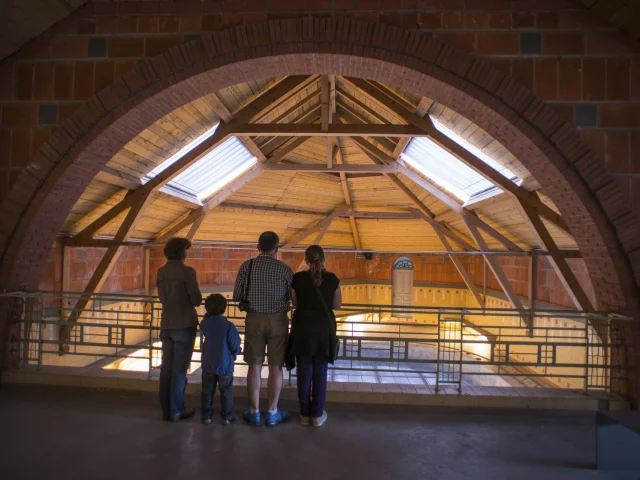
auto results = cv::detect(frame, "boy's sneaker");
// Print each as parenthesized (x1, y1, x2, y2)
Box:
(300, 415, 311, 426)
(312, 410, 328, 427)
(243, 409, 261, 426)
(221, 416, 236, 426)
(202, 417, 212, 425)
(266, 409, 290, 426)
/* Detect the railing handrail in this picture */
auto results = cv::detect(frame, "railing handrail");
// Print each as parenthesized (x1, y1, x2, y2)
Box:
(0, 290, 634, 321)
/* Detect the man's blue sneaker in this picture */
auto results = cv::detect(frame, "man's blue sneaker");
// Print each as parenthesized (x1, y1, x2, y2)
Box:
(243, 409, 261, 426)
(266, 409, 290, 426)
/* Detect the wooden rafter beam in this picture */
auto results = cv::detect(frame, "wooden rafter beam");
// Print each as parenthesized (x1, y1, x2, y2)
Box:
(409, 207, 476, 251)
(95, 167, 142, 190)
(211, 92, 266, 162)
(61, 191, 156, 345)
(258, 106, 321, 156)
(463, 216, 528, 323)
(436, 231, 485, 307)
(228, 123, 426, 137)
(334, 138, 362, 250)
(74, 77, 316, 242)
(357, 78, 571, 237)
(264, 164, 399, 173)
(70, 188, 128, 234)
(203, 163, 265, 210)
(234, 75, 318, 124)
(154, 208, 203, 243)
(284, 204, 349, 248)
(351, 134, 525, 252)
(516, 199, 594, 312)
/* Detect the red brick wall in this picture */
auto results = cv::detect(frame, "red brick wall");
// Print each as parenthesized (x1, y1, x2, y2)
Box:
(38, 239, 145, 294)
(470, 254, 597, 309)
(40, 243, 593, 310)
(148, 247, 472, 288)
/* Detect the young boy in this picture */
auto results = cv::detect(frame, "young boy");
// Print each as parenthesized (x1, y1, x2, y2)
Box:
(200, 294, 241, 425)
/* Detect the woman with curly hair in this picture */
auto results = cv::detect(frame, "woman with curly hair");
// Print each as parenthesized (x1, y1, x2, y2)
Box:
(157, 237, 202, 422)
(287, 245, 342, 427)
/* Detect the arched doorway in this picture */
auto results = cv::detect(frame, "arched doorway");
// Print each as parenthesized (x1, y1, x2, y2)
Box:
(392, 257, 414, 319)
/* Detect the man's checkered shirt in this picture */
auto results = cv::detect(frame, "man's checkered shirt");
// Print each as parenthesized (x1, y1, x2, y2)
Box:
(232, 253, 293, 314)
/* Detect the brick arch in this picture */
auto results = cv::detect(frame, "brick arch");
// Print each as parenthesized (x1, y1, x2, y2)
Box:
(0, 19, 638, 325)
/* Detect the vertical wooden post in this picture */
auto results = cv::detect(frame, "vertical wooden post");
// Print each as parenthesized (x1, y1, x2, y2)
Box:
(143, 247, 150, 296)
(529, 250, 537, 310)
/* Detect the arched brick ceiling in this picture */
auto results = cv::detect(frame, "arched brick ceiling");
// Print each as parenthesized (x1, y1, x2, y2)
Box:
(0, 0, 89, 62)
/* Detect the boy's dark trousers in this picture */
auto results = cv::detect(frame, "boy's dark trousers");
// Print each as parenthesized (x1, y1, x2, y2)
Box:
(201, 372, 233, 420)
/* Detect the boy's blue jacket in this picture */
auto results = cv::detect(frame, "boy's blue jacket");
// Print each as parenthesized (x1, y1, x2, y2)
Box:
(200, 314, 241, 375)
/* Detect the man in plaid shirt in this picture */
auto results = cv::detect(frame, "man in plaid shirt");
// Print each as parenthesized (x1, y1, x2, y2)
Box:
(233, 231, 293, 426)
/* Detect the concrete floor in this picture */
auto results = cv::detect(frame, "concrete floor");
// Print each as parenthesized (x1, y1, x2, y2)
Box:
(0, 385, 634, 480)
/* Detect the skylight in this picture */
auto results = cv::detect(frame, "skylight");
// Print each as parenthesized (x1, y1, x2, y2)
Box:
(144, 124, 258, 203)
(400, 120, 518, 203)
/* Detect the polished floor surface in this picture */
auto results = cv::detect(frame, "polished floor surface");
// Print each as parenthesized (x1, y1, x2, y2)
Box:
(0, 385, 634, 480)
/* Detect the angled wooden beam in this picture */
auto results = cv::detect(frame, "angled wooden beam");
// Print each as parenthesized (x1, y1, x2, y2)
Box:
(96, 167, 142, 190)
(462, 211, 523, 252)
(409, 207, 476, 251)
(185, 210, 208, 241)
(335, 106, 397, 153)
(235, 75, 318, 123)
(392, 97, 432, 159)
(61, 191, 156, 346)
(228, 123, 426, 137)
(462, 216, 528, 323)
(284, 204, 349, 248)
(265, 137, 312, 165)
(211, 92, 266, 162)
(264, 164, 399, 173)
(358, 79, 571, 236)
(516, 199, 594, 312)
(75, 77, 315, 242)
(70, 188, 128, 233)
(62, 238, 142, 248)
(259, 105, 321, 155)
(73, 124, 234, 241)
(436, 231, 485, 307)
(154, 208, 203, 243)
(334, 138, 362, 250)
(203, 163, 265, 210)
(221, 203, 328, 217)
(352, 135, 526, 252)
(336, 88, 389, 124)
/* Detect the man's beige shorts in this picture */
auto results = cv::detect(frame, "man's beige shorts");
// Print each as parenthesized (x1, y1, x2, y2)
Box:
(243, 312, 289, 367)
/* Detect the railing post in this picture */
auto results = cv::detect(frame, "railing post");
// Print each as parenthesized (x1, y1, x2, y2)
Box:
(584, 316, 589, 395)
(37, 296, 44, 371)
(148, 313, 153, 380)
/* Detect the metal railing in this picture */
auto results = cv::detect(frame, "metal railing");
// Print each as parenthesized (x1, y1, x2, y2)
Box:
(2, 291, 632, 395)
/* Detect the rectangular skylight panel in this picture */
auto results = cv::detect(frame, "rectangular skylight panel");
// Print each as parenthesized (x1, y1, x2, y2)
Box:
(400, 118, 519, 202)
(170, 136, 258, 202)
(432, 119, 517, 181)
(143, 122, 220, 182)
